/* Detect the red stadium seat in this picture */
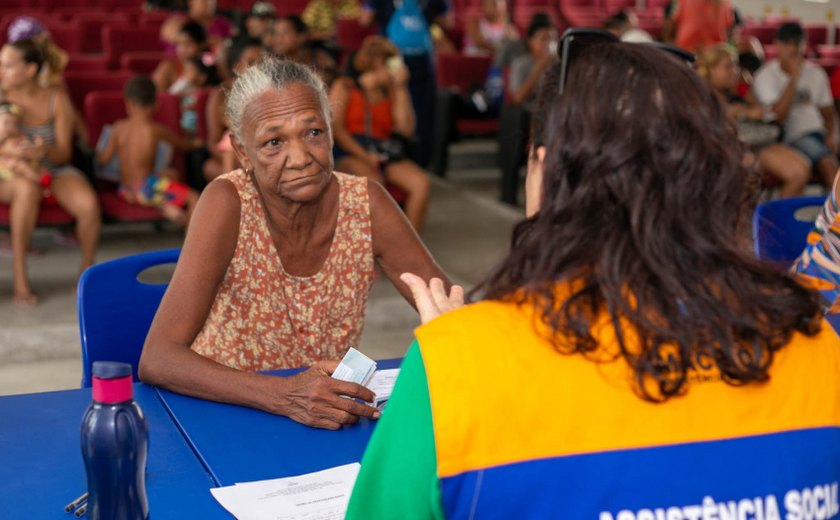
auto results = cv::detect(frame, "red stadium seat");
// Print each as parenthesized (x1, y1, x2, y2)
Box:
(805, 23, 830, 49)
(102, 25, 163, 69)
(336, 19, 378, 54)
(43, 23, 83, 53)
(436, 53, 492, 92)
(66, 54, 109, 72)
(742, 24, 778, 45)
(64, 70, 132, 112)
(75, 12, 131, 53)
(120, 52, 168, 76)
(818, 45, 840, 60)
(433, 54, 499, 176)
(84, 91, 181, 147)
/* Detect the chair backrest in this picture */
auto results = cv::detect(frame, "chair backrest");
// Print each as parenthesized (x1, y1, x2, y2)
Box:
(752, 196, 826, 267)
(84, 90, 183, 146)
(78, 248, 180, 387)
(102, 25, 163, 68)
(65, 70, 132, 112)
(436, 53, 492, 92)
(336, 18, 378, 54)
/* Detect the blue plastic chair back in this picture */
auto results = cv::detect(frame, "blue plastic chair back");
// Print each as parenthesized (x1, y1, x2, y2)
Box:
(77, 248, 180, 387)
(752, 196, 826, 267)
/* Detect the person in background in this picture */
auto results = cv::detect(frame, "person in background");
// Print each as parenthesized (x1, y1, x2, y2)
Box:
(330, 36, 430, 231)
(508, 15, 556, 110)
(463, 0, 518, 57)
(302, 0, 362, 42)
(153, 21, 210, 94)
(792, 173, 840, 311)
(698, 44, 810, 198)
(269, 15, 311, 63)
(345, 41, 839, 519)
(831, 65, 840, 119)
(360, 0, 451, 168)
(204, 36, 264, 182)
(753, 22, 839, 188)
(671, 0, 733, 53)
(6, 17, 66, 90)
(244, 1, 277, 47)
(97, 77, 200, 228)
(7, 17, 90, 151)
(170, 52, 222, 142)
(0, 39, 101, 305)
(139, 58, 451, 429)
(185, 0, 233, 47)
(602, 9, 652, 42)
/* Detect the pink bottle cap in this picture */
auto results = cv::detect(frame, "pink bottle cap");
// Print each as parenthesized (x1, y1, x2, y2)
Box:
(91, 362, 134, 404)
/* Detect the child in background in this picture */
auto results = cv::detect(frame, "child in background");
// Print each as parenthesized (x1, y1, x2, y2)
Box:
(171, 53, 222, 139)
(0, 102, 50, 190)
(97, 77, 200, 228)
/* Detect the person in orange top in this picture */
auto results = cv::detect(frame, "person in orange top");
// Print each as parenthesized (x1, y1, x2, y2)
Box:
(672, 0, 734, 53)
(330, 36, 430, 231)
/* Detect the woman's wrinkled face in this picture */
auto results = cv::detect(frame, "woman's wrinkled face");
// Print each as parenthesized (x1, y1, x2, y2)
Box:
(0, 46, 36, 91)
(233, 83, 333, 203)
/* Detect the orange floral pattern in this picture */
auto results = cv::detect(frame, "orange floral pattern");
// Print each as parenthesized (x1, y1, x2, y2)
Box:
(191, 169, 374, 370)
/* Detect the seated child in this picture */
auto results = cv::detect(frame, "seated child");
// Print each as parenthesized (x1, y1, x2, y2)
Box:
(0, 102, 45, 184)
(97, 76, 200, 227)
(171, 53, 221, 138)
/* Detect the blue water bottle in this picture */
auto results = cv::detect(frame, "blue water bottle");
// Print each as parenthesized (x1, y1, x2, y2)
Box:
(81, 361, 150, 520)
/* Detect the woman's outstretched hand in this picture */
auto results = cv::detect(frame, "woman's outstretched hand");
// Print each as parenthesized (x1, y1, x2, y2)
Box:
(400, 273, 464, 324)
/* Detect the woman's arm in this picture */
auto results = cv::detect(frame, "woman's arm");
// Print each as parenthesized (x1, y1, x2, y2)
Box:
(44, 89, 74, 165)
(509, 55, 552, 106)
(390, 66, 416, 137)
(205, 87, 226, 153)
(152, 60, 177, 94)
(139, 180, 379, 429)
(368, 180, 451, 306)
(97, 123, 118, 165)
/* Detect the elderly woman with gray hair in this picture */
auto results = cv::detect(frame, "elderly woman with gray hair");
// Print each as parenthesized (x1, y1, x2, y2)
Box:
(139, 57, 455, 430)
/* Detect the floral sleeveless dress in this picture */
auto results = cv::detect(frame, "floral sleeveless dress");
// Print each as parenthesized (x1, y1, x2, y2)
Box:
(191, 169, 375, 370)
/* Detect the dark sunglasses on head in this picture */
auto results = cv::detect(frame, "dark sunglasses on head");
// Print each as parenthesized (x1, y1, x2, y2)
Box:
(557, 28, 696, 95)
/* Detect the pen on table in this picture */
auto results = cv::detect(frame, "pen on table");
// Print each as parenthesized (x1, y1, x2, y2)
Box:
(74, 502, 88, 518)
(64, 492, 88, 513)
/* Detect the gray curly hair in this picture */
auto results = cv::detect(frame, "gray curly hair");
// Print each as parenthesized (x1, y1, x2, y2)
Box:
(225, 57, 331, 142)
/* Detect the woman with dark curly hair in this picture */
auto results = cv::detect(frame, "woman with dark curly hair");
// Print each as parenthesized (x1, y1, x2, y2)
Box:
(345, 41, 840, 518)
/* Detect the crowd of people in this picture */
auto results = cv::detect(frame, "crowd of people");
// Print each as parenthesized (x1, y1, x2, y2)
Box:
(1, 0, 840, 514)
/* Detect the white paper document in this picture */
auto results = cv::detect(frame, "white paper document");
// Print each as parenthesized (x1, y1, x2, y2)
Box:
(367, 368, 399, 409)
(210, 463, 360, 520)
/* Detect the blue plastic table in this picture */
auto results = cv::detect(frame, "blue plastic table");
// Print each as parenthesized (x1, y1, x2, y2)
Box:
(0, 383, 225, 518)
(155, 358, 402, 486)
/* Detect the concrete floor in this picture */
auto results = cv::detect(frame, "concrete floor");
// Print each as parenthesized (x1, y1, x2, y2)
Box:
(0, 140, 524, 395)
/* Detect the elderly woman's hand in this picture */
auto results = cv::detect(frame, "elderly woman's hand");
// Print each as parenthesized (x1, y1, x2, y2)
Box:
(400, 273, 464, 324)
(273, 360, 381, 430)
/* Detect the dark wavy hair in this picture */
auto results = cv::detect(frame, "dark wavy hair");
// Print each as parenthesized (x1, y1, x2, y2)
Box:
(476, 43, 822, 402)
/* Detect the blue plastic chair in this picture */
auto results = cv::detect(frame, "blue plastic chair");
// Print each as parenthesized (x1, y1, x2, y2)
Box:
(752, 196, 826, 267)
(77, 248, 180, 387)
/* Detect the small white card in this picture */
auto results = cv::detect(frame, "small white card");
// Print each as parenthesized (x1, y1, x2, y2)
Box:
(332, 348, 377, 387)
